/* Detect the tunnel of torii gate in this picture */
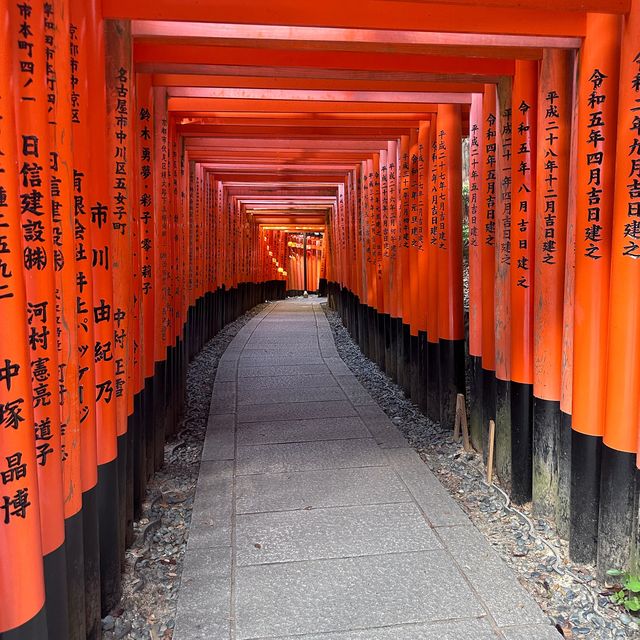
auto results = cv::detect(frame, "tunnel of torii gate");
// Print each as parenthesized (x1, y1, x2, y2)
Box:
(1, 0, 640, 637)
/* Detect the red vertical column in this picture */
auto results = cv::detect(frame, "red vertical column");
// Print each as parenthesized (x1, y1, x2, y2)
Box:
(495, 80, 513, 489)
(105, 18, 134, 563)
(10, 0, 69, 634)
(84, 0, 120, 613)
(468, 93, 484, 450)
(481, 84, 498, 463)
(50, 0, 84, 634)
(426, 123, 440, 422)
(570, 13, 621, 565)
(135, 73, 156, 490)
(386, 140, 400, 380)
(599, 0, 640, 576)
(68, 5, 101, 632)
(532, 49, 571, 520)
(153, 86, 168, 471)
(408, 129, 421, 400)
(0, 6, 47, 634)
(373, 151, 385, 370)
(558, 54, 578, 540)
(398, 134, 411, 393)
(414, 121, 430, 412)
(510, 60, 537, 504)
(436, 104, 465, 429)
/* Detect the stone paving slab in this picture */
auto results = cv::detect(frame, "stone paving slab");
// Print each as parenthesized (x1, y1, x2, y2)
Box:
(235, 502, 442, 565)
(385, 447, 472, 527)
(237, 385, 347, 406)
(236, 416, 371, 445)
(238, 356, 325, 367)
(235, 437, 386, 475)
(265, 618, 501, 640)
(237, 399, 357, 423)
(437, 524, 549, 627)
(234, 550, 486, 639)
(173, 548, 231, 639)
(237, 363, 330, 378)
(236, 466, 412, 514)
(237, 373, 338, 390)
(175, 299, 560, 640)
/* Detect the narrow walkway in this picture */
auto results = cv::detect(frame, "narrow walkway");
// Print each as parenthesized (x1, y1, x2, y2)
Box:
(174, 299, 560, 640)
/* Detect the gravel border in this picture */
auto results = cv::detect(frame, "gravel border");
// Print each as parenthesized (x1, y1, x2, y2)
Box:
(102, 303, 269, 640)
(322, 302, 638, 640)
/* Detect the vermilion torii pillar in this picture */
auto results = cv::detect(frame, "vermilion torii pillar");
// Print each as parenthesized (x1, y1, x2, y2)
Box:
(481, 83, 498, 463)
(571, 12, 621, 566)
(532, 48, 571, 521)
(494, 79, 513, 490)
(468, 93, 484, 451)
(510, 60, 537, 505)
(53, 1, 85, 636)
(10, 1, 69, 636)
(599, 0, 640, 577)
(436, 103, 465, 430)
(0, 8, 48, 637)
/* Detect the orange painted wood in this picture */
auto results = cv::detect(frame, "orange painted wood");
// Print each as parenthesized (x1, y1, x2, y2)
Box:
(102, 0, 587, 37)
(10, 0, 66, 556)
(135, 74, 156, 383)
(427, 123, 439, 343)
(436, 104, 464, 342)
(468, 93, 484, 359)
(84, 0, 118, 466)
(0, 6, 46, 629)
(572, 14, 621, 438)
(415, 121, 430, 334)
(68, 1, 99, 494)
(153, 87, 169, 363)
(387, 141, 399, 318)
(481, 84, 498, 373)
(51, 0, 82, 519)
(495, 80, 512, 384)
(533, 49, 571, 402)
(106, 19, 134, 437)
(510, 60, 537, 386)
(604, 1, 640, 455)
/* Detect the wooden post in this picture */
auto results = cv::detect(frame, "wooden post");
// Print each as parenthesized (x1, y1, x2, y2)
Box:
(488, 420, 496, 485)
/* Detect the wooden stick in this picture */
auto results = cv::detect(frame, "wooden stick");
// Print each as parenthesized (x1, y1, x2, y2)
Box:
(453, 393, 462, 442)
(460, 397, 472, 452)
(487, 419, 496, 485)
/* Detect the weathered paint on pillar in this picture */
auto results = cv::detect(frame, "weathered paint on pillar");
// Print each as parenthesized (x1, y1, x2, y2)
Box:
(532, 48, 571, 521)
(50, 0, 85, 634)
(495, 77, 513, 491)
(426, 123, 441, 423)
(468, 92, 484, 452)
(0, 7, 47, 634)
(436, 103, 465, 431)
(571, 12, 621, 565)
(510, 60, 537, 504)
(481, 83, 498, 463)
(9, 0, 69, 634)
(599, 0, 640, 577)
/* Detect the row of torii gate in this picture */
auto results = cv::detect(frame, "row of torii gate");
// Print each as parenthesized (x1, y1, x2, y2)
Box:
(1, 0, 640, 638)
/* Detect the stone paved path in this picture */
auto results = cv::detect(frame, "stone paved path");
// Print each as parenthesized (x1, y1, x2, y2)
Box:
(174, 298, 561, 640)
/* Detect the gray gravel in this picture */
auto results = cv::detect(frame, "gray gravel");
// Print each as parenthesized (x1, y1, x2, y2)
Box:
(323, 303, 639, 640)
(102, 303, 268, 640)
